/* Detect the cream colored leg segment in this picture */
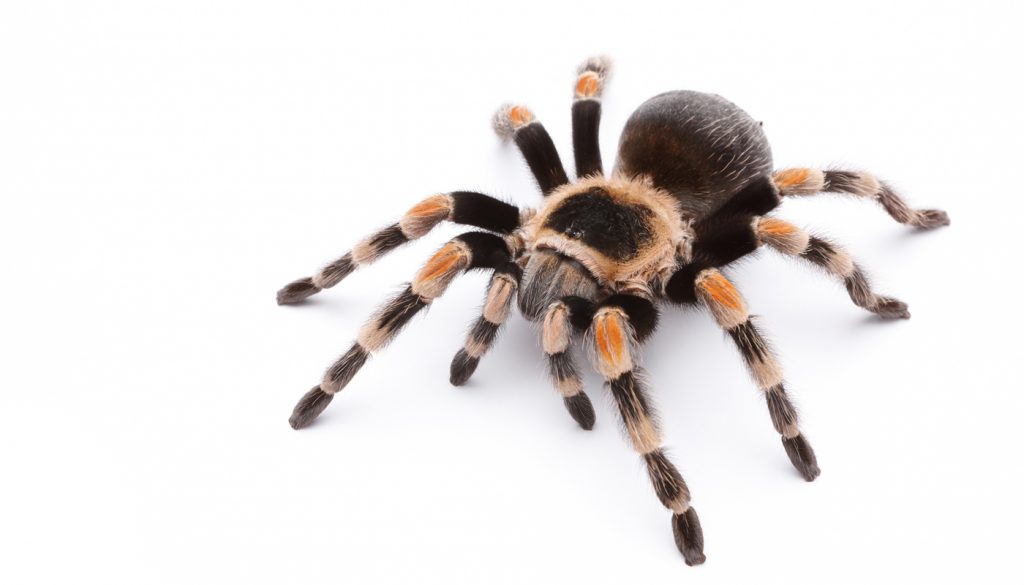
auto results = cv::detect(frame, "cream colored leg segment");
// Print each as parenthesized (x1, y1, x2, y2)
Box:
(772, 167, 949, 229)
(695, 268, 820, 480)
(753, 217, 910, 318)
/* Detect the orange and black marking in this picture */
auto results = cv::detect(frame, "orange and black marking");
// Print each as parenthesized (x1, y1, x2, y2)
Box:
(507, 105, 534, 127)
(592, 308, 633, 378)
(754, 216, 810, 256)
(581, 299, 701, 565)
(776, 167, 949, 228)
(571, 56, 610, 176)
(695, 269, 746, 330)
(399, 194, 453, 239)
(772, 167, 825, 196)
(692, 268, 821, 482)
(493, 103, 569, 195)
(757, 216, 799, 237)
(412, 241, 470, 300)
(575, 71, 602, 99)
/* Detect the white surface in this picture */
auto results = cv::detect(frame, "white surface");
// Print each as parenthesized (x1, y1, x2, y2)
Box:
(2, 1, 1022, 583)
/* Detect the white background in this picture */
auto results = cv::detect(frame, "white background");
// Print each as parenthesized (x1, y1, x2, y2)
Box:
(2, 1, 1022, 583)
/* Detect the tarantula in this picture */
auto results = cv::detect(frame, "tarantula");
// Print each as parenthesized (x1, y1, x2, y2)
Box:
(276, 56, 948, 566)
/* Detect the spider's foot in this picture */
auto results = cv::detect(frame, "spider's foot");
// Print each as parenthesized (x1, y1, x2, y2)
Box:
(870, 297, 911, 320)
(672, 508, 706, 566)
(782, 434, 821, 481)
(491, 104, 535, 140)
(563, 392, 596, 430)
(277, 277, 321, 305)
(289, 385, 334, 430)
(574, 55, 612, 100)
(449, 349, 479, 386)
(913, 209, 950, 229)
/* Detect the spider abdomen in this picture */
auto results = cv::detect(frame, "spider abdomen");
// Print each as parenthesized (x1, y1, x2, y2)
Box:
(614, 90, 773, 219)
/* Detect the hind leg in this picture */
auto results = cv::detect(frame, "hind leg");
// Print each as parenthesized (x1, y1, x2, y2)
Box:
(754, 216, 910, 319)
(773, 167, 949, 229)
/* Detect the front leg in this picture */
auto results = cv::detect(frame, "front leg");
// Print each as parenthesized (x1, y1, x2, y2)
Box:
(583, 294, 705, 566)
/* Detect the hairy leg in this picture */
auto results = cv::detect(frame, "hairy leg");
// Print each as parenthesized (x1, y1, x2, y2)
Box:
(277, 192, 522, 304)
(288, 232, 510, 429)
(449, 259, 521, 386)
(692, 268, 820, 481)
(539, 299, 596, 430)
(773, 167, 949, 229)
(754, 216, 910, 318)
(571, 56, 612, 178)
(583, 295, 705, 566)
(492, 104, 569, 196)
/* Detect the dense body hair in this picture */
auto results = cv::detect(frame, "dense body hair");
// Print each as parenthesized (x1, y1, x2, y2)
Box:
(277, 56, 948, 569)
(616, 90, 773, 219)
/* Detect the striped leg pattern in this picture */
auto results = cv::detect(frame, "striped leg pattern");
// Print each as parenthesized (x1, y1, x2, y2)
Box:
(694, 268, 820, 482)
(773, 167, 949, 229)
(289, 233, 510, 429)
(277, 192, 522, 304)
(449, 260, 521, 386)
(540, 299, 596, 430)
(585, 301, 704, 566)
(754, 217, 910, 319)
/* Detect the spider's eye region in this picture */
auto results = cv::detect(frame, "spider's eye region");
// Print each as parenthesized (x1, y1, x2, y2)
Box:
(544, 188, 654, 261)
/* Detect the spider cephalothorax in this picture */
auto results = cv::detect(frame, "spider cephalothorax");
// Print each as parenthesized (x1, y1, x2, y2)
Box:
(276, 56, 949, 566)
(517, 175, 690, 317)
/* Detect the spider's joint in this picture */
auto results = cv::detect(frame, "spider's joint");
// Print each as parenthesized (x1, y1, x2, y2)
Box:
(351, 224, 407, 266)
(615, 278, 655, 300)
(766, 384, 801, 439)
(321, 343, 371, 394)
(590, 306, 636, 379)
(772, 167, 826, 196)
(695, 269, 747, 330)
(823, 169, 881, 198)
(411, 240, 471, 299)
(482, 274, 517, 324)
(753, 216, 810, 256)
(542, 301, 572, 355)
(554, 371, 584, 398)
(311, 253, 355, 289)
(399, 193, 454, 239)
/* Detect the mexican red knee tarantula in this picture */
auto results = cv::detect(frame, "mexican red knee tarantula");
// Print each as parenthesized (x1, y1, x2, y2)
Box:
(277, 56, 949, 566)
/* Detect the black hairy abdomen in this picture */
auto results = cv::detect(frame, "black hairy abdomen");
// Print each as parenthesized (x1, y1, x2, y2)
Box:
(614, 90, 773, 219)
(544, 189, 654, 260)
